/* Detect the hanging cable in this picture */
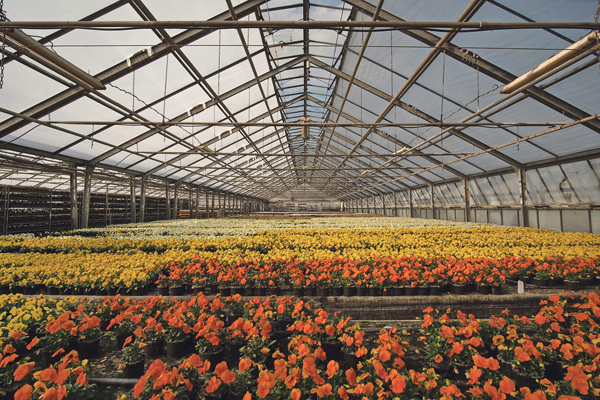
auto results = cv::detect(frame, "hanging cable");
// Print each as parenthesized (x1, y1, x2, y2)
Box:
(162, 54, 169, 140)
(132, 69, 136, 112)
(0, 0, 7, 89)
(440, 51, 446, 151)
(476, 66, 480, 111)
(390, 29, 396, 154)
(594, 0, 600, 74)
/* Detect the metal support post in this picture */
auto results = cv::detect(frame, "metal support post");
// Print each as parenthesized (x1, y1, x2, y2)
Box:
(70, 172, 78, 229)
(81, 166, 93, 229)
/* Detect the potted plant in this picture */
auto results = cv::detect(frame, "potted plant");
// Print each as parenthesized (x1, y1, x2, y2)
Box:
(119, 336, 147, 378)
(155, 274, 170, 296)
(37, 314, 76, 367)
(76, 315, 103, 359)
(229, 358, 254, 400)
(16, 350, 96, 400)
(164, 314, 192, 359)
(134, 317, 165, 358)
(195, 315, 225, 367)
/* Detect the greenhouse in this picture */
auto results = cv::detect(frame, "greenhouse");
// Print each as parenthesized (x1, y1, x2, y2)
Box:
(0, 1, 600, 399)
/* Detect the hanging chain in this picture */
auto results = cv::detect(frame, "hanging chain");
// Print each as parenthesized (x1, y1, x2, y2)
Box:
(595, 0, 600, 74)
(218, 29, 222, 95)
(476, 66, 480, 111)
(391, 29, 396, 153)
(0, 0, 8, 89)
(132, 69, 136, 112)
(162, 54, 169, 123)
(440, 51, 446, 149)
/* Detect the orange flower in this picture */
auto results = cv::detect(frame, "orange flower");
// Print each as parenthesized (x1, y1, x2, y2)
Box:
(325, 325, 335, 336)
(522, 390, 547, 400)
(557, 396, 582, 400)
(451, 341, 464, 356)
(206, 376, 221, 393)
(38, 366, 58, 383)
(14, 384, 33, 400)
(565, 365, 589, 395)
(14, 362, 35, 381)
(467, 366, 482, 385)
(390, 374, 406, 394)
(326, 360, 339, 379)
(302, 357, 316, 378)
(440, 326, 454, 339)
(378, 348, 391, 363)
(514, 347, 531, 362)
(274, 359, 287, 381)
(26, 337, 39, 351)
(483, 380, 506, 400)
(338, 386, 349, 400)
(256, 371, 276, 399)
(422, 314, 433, 328)
(311, 384, 333, 398)
(434, 355, 443, 364)
(76, 372, 88, 386)
(291, 388, 301, 400)
(243, 392, 251, 400)
(239, 357, 252, 372)
(123, 336, 132, 349)
(346, 368, 357, 386)
(499, 377, 515, 394)
(493, 335, 505, 346)
(3, 344, 16, 354)
(540, 379, 557, 396)
(41, 387, 58, 400)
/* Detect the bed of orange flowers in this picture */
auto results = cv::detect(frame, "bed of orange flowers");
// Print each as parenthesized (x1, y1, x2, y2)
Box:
(159, 255, 600, 292)
(1, 292, 599, 399)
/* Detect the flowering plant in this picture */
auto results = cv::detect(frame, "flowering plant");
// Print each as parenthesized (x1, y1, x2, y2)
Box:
(133, 317, 165, 343)
(119, 336, 146, 365)
(131, 359, 192, 400)
(77, 315, 103, 342)
(15, 350, 95, 400)
(194, 315, 224, 354)
(37, 313, 75, 354)
(200, 361, 237, 399)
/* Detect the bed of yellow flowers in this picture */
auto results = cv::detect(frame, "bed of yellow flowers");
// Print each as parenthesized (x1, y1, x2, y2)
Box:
(0, 225, 598, 290)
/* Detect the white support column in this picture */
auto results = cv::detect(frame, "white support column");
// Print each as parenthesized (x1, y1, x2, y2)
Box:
(517, 168, 530, 227)
(130, 180, 136, 223)
(140, 177, 146, 223)
(81, 166, 94, 229)
(409, 189, 414, 218)
(430, 184, 435, 219)
(463, 178, 470, 222)
(211, 192, 215, 217)
(205, 191, 209, 218)
(195, 188, 199, 218)
(70, 171, 78, 229)
(173, 183, 179, 219)
(165, 185, 171, 220)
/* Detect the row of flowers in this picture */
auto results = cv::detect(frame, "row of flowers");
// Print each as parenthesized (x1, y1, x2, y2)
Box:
(1, 253, 598, 292)
(2, 226, 599, 260)
(159, 255, 600, 290)
(0, 228, 599, 290)
(53, 216, 498, 240)
(2, 292, 599, 399)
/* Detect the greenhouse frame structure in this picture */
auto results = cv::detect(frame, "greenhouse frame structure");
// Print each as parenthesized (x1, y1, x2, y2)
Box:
(0, 0, 599, 234)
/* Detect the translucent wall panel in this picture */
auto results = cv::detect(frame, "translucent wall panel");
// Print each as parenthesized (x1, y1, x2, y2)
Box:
(562, 210, 590, 233)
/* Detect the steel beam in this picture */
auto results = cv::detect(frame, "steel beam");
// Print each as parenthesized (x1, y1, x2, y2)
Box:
(344, 0, 600, 135)
(0, 0, 267, 137)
